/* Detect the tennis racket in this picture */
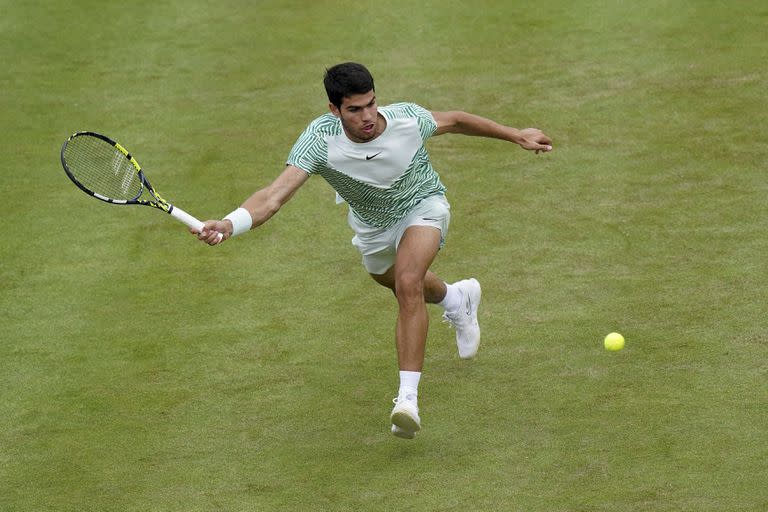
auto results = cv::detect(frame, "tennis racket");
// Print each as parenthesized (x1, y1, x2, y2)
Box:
(60, 131, 221, 240)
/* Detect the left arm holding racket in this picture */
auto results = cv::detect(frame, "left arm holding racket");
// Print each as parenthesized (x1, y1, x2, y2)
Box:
(60, 131, 222, 242)
(196, 165, 309, 246)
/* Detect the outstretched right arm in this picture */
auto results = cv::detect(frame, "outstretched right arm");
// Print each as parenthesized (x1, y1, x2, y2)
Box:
(195, 165, 310, 245)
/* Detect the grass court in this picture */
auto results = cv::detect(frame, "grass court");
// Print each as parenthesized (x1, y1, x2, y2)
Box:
(1, 1, 766, 510)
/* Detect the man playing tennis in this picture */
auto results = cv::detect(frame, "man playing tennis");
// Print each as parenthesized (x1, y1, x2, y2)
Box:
(196, 62, 552, 439)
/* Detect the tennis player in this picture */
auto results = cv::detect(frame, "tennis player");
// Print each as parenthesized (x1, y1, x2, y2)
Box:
(196, 62, 552, 439)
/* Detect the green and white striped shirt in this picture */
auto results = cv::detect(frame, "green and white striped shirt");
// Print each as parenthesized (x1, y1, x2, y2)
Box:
(286, 102, 446, 229)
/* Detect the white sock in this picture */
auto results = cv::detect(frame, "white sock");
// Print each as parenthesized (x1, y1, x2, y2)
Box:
(438, 282, 462, 313)
(399, 371, 421, 398)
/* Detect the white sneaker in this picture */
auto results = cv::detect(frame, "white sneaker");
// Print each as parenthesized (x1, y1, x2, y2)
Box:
(390, 393, 420, 438)
(443, 278, 481, 359)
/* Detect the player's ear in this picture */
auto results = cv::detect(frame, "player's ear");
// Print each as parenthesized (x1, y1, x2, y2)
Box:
(329, 102, 340, 118)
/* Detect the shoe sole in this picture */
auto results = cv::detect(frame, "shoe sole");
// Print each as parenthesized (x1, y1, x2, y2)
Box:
(390, 410, 421, 433)
(391, 424, 416, 439)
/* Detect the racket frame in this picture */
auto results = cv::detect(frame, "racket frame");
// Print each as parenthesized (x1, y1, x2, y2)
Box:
(60, 131, 209, 234)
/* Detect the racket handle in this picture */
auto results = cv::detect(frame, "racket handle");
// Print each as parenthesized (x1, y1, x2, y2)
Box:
(170, 206, 224, 242)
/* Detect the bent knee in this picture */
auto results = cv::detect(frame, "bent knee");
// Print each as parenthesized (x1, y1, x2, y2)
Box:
(395, 272, 425, 303)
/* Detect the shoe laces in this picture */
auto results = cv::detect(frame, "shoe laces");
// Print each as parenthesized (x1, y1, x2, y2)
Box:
(392, 393, 417, 405)
(442, 309, 465, 329)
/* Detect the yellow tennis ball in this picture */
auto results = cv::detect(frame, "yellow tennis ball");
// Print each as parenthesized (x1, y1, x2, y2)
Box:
(604, 332, 625, 351)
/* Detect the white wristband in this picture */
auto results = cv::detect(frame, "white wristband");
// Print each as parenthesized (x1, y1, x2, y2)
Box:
(224, 207, 252, 237)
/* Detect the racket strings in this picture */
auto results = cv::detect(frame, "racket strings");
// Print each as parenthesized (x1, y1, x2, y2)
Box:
(63, 136, 143, 201)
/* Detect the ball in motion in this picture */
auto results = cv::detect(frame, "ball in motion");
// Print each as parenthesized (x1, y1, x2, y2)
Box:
(604, 332, 625, 351)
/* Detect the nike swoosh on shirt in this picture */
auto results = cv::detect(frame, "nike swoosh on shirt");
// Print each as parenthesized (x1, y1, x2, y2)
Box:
(365, 152, 382, 160)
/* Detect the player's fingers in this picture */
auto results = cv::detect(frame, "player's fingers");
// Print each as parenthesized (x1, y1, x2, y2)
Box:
(208, 232, 223, 245)
(208, 231, 225, 245)
(195, 227, 215, 244)
(195, 221, 218, 242)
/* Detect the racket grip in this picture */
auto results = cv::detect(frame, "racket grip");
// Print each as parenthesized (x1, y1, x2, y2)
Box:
(170, 206, 224, 242)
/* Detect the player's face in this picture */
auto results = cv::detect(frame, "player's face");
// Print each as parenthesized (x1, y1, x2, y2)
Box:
(331, 90, 380, 143)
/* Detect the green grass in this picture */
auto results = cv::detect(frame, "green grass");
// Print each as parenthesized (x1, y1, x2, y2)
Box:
(2, 1, 767, 510)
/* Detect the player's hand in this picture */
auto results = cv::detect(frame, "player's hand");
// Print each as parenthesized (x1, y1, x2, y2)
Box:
(518, 128, 553, 154)
(192, 220, 230, 246)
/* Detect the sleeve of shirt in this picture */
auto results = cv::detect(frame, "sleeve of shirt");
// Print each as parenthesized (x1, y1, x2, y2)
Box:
(383, 103, 437, 142)
(286, 125, 327, 175)
(406, 103, 438, 141)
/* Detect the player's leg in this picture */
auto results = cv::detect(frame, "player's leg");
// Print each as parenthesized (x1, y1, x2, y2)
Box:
(391, 225, 442, 372)
(388, 224, 441, 437)
(349, 195, 480, 437)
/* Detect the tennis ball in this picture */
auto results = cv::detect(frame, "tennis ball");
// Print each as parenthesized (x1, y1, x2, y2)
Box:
(604, 332, 625, 351)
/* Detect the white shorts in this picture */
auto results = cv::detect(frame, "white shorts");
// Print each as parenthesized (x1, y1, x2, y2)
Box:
(348, 194, 451, 275)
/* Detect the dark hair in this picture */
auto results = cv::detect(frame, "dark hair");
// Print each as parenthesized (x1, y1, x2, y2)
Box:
(323, 62, 375, 108)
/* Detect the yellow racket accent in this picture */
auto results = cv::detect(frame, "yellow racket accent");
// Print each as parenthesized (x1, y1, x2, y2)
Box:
(151, 189, 172, 212)
(114, 142, 142, 170)
(115, 142, 129, 156)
